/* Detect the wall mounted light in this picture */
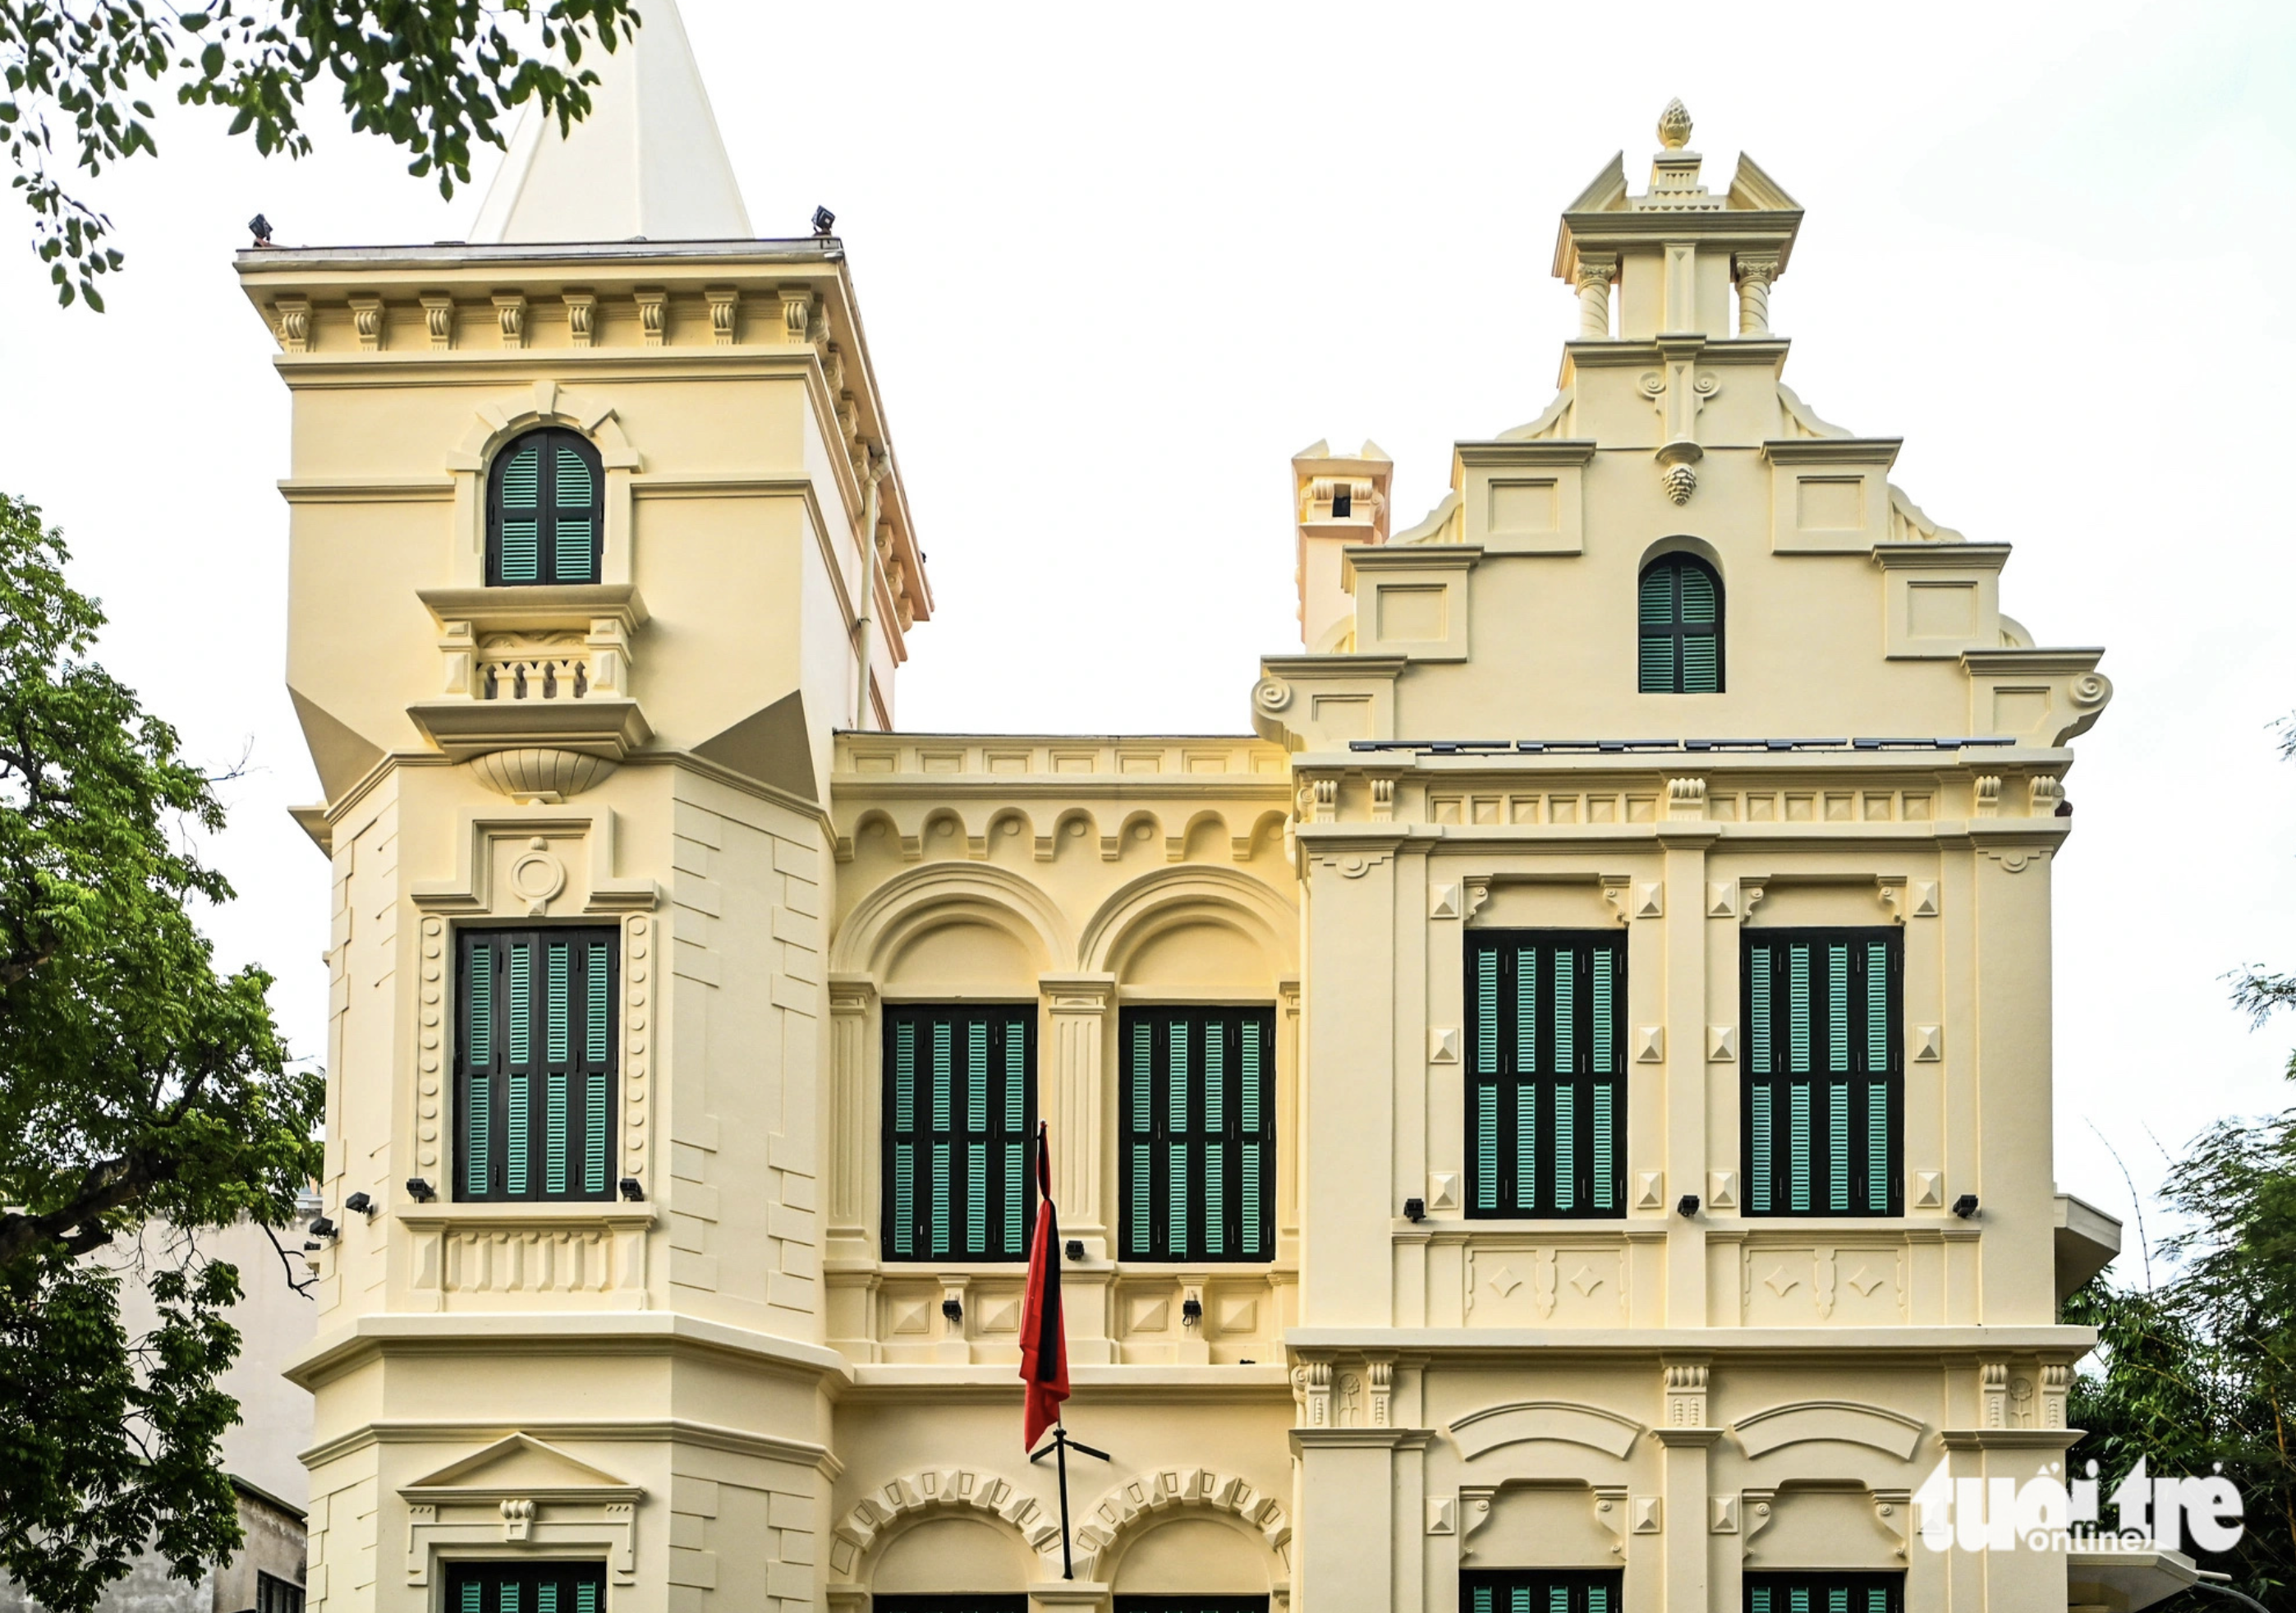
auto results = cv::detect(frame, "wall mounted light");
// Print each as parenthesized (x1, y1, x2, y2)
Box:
(1064, 1239, 1086, 1261)
(404, 1177, 436, 1203)
(618, 1177, 645, 1202)
(1403, 1197, 1426, 1223)
(941, 1296, 963, 1324)
(1677, 1194, 1701, 1219)
(307, 1216, 338, 1240)
(1181, 1295, 1204, 1327)
(344, 1192, 374, 1218)
(1952, 1193, 1981, 1220)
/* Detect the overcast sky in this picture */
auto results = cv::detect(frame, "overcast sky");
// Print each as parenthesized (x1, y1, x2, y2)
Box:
(0, 0, 2288, 1263)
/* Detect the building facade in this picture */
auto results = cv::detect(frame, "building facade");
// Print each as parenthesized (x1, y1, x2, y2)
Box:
(243, 20, 2173, 1609)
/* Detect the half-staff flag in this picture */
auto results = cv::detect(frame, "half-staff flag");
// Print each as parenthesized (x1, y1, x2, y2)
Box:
(1019, 1121, 1070, 1448)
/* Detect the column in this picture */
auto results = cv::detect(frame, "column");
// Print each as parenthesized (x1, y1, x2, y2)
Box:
(825, 975, 875, 1265)
(1656, 1360, 1718, 1613)
(1658, 811, 1720, 1324)
(1043, 972, 1116, 1363)
(1575, 252, 1619, 339)
(1733, 254, 1779, 338)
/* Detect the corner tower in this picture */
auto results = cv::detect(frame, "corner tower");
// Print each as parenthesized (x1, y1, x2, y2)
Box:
(241, 9, 930, 1613)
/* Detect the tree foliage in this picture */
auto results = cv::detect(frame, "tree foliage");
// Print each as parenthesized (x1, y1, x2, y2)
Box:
(2067, 719, 2296, 1611)
(1, 0, 640, 308)
(0, 492, 322, 1613)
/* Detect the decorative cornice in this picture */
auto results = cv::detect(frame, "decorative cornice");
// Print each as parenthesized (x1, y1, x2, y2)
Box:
(1870, 542, 2009, 571)
(1759, 437, 1904, 466)
(1454, 439, 1600, 468)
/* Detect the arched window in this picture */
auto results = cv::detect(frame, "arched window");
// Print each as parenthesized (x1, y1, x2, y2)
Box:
(487, 428, 603, 586)
(1637, 554, 1722, 693)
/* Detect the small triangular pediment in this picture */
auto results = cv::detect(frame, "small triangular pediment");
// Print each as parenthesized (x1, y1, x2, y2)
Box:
(1563, 153, 1629, 214)
(1727, 154, 1802, 214)
(404, 1434, 631, 1495)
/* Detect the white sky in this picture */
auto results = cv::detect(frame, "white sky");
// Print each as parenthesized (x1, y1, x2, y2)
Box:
(0, 0, 2289, 1271)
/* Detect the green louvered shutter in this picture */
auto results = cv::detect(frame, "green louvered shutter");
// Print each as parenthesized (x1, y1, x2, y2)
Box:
(1458, 1571, 1623, 1613)
(1118, 1009, 1276, 1261)
(1743, 931, 1899, 1219)
(445, 1563, 604, 1613)
(494, 443, 542, 581)
(457, 929, 617, 1202)
(553, 445, 597, 581)
(881, 1006, 1035, 1261)
(1638, 566, 1677, 691)
(1743, 1574, 1902, 1613)
(1467, 934, 1626, 1220)
(1637, 554, 1724, 693)
(489, 429, 603, 586)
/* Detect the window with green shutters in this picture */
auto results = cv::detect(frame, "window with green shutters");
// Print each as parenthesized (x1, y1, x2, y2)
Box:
(1119, 1008, 1276, 1262)
(1744, 1571, 1902, 1612)
(457, 928, 618, 1202)
(1637, 553, 1723, 693)
(443, 1560, 604, 1613)
(488, 427, 604, 586)
(881, 1005, 1036, 1262)
(1461, 1569, 1622, 1613)
(1467, 933, 1626, 1219)
(1742, 930, 1901, 1217)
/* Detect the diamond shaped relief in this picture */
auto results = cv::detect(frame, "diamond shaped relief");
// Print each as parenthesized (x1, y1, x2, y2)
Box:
(1847, 1267, 1885, 1298)
(1763, 1266, 1800, 1297)
(1488, 1266, 1523, 1298)
(1569, 1265, 1604, 1297)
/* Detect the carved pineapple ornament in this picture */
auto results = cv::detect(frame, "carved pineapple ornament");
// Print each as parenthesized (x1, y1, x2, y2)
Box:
(1658, 98, 1693, 150)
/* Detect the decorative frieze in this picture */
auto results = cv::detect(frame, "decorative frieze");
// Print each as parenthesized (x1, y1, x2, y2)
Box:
(635, 287, 667, 347)
(420, 292, 455, 350)
(492, 292, 527, 350)
(705, 285, 739, 345)
(564, 290, 596, 349)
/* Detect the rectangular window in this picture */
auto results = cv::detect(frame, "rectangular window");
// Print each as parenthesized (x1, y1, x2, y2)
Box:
(443, 1562, 605, 1613)
(1119, 1008, 1278, 1262)
(1461, 1569, 1623, 1613)
(1744, 1571, 1902, 1612)
(881, 1005, 1035, 1261)
(1742, 930, 1900, 1217)
(457, 929, 617, 1202)
(1467, 932, 1626, 1219)
(255, 1573, 305, 1613)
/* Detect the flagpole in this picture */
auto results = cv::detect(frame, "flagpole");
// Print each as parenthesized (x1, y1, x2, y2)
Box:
(1054, 1425, 1072, 1579)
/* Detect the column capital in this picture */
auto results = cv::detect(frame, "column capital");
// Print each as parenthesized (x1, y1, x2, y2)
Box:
(1040, 972, 1117, 1011)
(827, 972, 877, 1015)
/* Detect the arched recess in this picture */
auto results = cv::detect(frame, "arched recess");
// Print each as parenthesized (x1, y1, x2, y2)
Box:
(443, 380, 643, 587)
(1233, 809, 1290, 862)
(1169, 809, 1231, 864)
(829, 1468, 1063, 1583)
(1037, 807, 1098, 864)
(830, 862, 1076, 979)
(1080, 865, 1298, 984)
(1069, 1467, 1291, 1584)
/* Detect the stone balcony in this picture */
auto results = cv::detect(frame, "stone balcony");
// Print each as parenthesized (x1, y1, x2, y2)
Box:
(408, 584, 653, 802)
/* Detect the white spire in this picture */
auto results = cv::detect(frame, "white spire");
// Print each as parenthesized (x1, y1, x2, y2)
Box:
(471, 0, 751, 244)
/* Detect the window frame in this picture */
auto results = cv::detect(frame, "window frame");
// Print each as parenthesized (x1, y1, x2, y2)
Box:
(254, 1572, 305, 1613)
(879, 1004, 1039, 1264)
(1637, 552, 1724, 694)
(1465, 931, 1628, 1220)
(486, 427, 605, 587)
(1118, 1005, 1279, 1263)
(455, 926, 620, 1204)
(1460, 1567, 1623, 1613)
(1739, 927, 1903, 1218)
(1743, 1570, 1903, 1612)
(443, 1560, 607, 1613)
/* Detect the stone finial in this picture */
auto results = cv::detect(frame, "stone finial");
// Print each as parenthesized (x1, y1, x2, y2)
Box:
(1658, 99, 1693, 150)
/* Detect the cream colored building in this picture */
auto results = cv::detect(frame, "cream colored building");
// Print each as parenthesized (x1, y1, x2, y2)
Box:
(243, 16, 2183, 1609)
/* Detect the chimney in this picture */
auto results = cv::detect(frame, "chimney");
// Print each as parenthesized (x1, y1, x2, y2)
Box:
(1293, 439, 1392, 650)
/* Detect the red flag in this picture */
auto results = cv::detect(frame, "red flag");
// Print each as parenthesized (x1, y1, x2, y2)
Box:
(1018, 1122, 1069, 1449)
